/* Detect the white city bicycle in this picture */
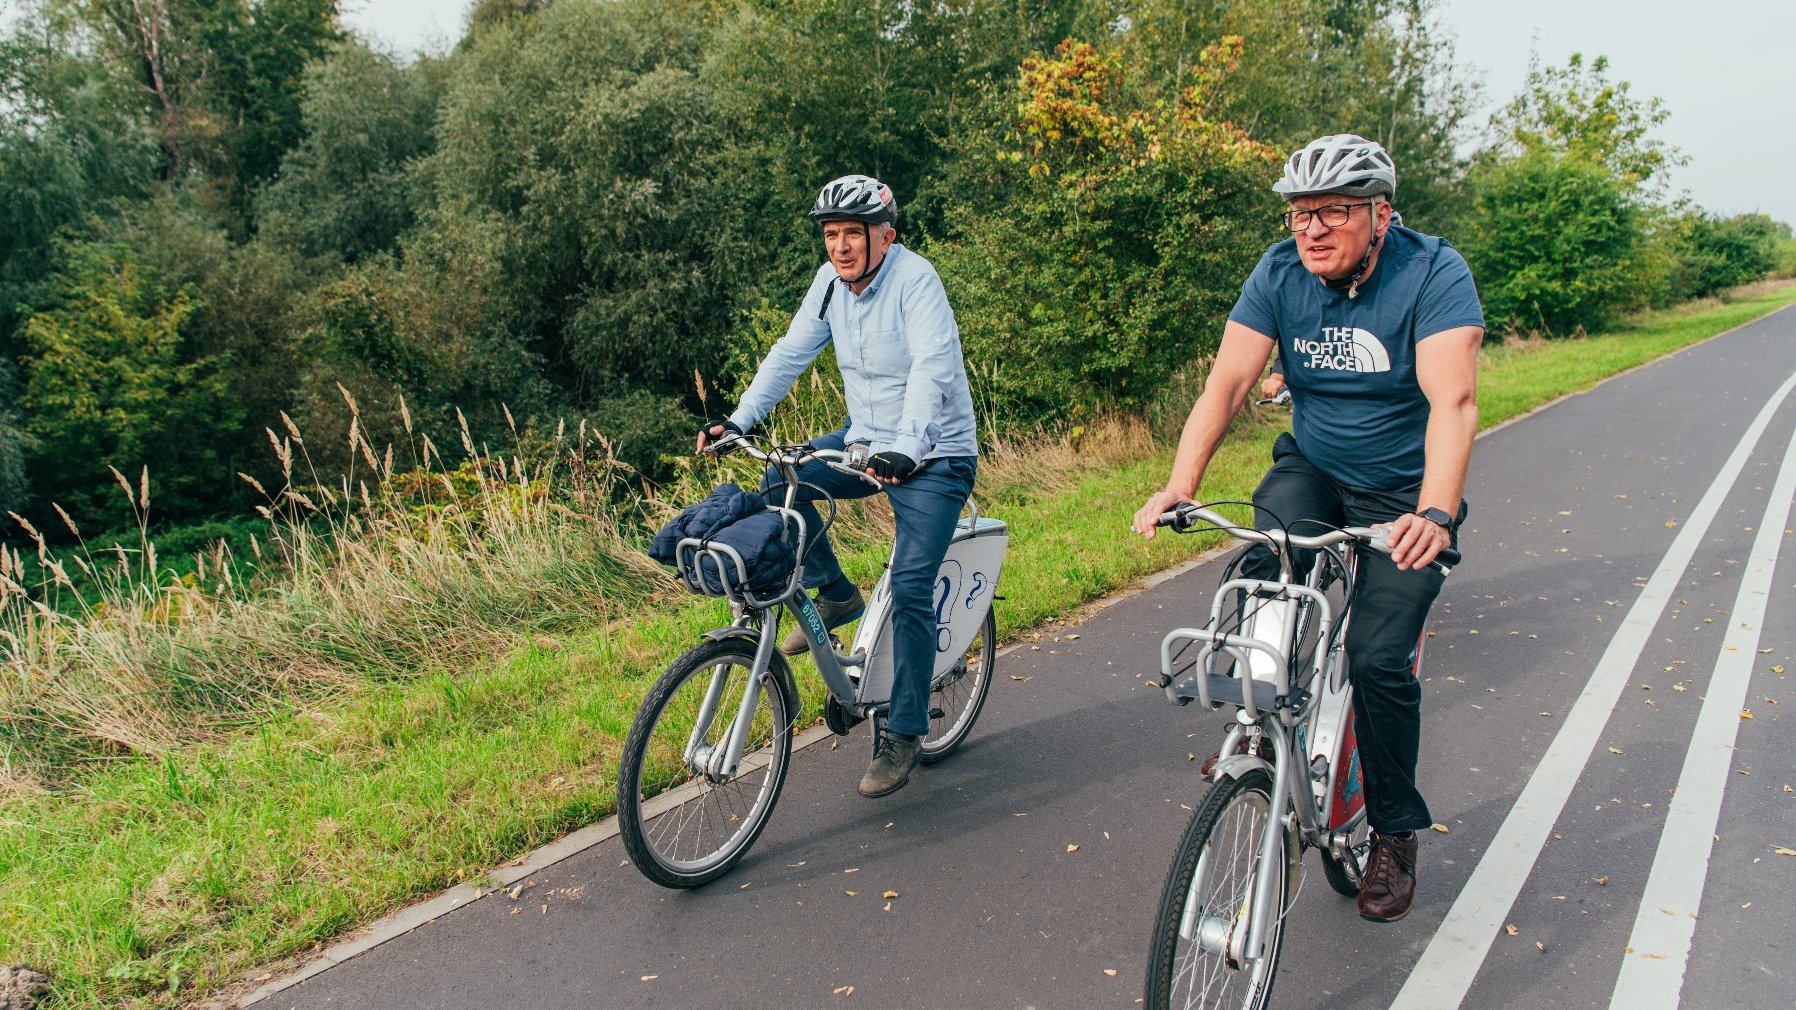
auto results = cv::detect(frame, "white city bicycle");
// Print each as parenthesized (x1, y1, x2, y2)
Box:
(616, 435, 1006, 888)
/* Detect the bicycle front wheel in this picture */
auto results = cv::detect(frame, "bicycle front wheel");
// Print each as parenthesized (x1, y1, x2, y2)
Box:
(920, 606, 995, 764)
(616, 637, 795, 888)
(1145, 769, 1293, 1010)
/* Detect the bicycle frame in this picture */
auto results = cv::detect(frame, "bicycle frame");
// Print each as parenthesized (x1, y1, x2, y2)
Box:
(674, 438, 1005, 779)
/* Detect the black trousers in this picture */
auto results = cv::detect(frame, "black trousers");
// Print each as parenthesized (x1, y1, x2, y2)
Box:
(1239, 434, 1464, 834)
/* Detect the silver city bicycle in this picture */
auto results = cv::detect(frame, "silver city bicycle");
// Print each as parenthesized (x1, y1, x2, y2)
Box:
(616, 435, 1007, 888)
(1142, 502, 1456, 1009)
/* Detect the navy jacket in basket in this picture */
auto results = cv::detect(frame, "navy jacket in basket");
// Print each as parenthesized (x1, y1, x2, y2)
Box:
(649, 483, 799, 594)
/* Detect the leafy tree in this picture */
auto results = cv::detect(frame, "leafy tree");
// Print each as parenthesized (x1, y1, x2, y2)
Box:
(932, 38, 1278, 420)
(64, 0, 340, 193)
(0, 16, 159, 337)
(1660, 211, 1781, 301)
(0, 364, 34, 512)
(1460, 147, 1644, 335)
(1487, 52, 1683, 193)
(17, 243, 241, 526)
(257, 41, 445, 263)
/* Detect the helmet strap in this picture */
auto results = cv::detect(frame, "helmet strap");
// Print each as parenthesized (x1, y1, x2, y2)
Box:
(1324, 224, 1383, 299)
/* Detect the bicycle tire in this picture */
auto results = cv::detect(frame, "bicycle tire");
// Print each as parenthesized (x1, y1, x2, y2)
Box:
(616, 637, 795, 888)
(1145, 769, 1293, 1010)
(920, 607, 995, 764)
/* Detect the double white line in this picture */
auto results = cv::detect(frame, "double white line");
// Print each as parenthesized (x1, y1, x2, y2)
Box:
(1391, 370, 1796, 1010)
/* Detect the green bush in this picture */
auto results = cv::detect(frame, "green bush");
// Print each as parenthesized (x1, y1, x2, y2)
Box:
(1460, 148, 1646, 335)
(17, 244, 242, 528)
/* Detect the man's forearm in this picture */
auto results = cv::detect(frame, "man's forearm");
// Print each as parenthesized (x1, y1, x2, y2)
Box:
(1416, 397, 1477, 513)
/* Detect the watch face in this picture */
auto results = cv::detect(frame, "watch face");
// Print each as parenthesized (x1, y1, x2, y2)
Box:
(1419, 507, 1452, 527)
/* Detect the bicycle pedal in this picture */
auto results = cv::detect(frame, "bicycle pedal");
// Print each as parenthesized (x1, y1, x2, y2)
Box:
(927, 707, 945, 720)
(824, 695, 865, 736)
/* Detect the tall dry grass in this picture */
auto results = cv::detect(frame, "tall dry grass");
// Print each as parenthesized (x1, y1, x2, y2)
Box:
(0, 388, 678, 793)
(1, 356, 1176, 795)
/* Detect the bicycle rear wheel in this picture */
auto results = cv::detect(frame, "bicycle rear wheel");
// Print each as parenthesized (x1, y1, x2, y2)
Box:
(1145, 769, 1292, 1010)
(920, 607, 995, 764)
(616, 637, 795, 888)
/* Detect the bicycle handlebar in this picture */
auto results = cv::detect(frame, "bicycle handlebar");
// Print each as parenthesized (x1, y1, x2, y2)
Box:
(1157, 503, 1458, 575)
(705, 434, 884, 488)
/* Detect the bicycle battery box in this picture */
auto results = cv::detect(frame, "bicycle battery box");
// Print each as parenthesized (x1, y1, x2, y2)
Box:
(853, 516, 1007, 707)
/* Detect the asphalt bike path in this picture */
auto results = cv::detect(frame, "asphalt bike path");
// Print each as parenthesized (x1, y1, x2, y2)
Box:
(260, 307, 1795, 1009)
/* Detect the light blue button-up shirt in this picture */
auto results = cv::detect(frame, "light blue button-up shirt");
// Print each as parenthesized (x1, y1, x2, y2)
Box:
(729, 243, 978, 462)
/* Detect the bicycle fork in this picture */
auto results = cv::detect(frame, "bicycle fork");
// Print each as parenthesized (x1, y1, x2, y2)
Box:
(1183, 726, 1295, 968)
(685, 614, 783, 781)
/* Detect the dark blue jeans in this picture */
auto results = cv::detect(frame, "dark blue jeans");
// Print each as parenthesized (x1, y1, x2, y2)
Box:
(761, 427, 977, 736)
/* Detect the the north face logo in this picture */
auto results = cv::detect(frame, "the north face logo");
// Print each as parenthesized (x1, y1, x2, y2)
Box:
(1292, 326, 1391, 373)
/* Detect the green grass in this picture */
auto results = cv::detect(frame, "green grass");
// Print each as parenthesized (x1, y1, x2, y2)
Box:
(2, 281, 1791, 1006)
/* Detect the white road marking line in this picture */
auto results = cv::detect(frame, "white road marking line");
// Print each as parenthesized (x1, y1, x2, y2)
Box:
(1609, 409, 1796, 1007)
(1389, 369, 1796, 1010)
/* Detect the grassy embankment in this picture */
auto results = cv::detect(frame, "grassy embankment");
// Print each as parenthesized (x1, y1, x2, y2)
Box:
(1, 281, 1791, 1005)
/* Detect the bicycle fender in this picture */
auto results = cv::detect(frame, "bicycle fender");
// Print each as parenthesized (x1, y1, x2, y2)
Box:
(1210, 753, 1275, 784)
(701, 626, 760, 644)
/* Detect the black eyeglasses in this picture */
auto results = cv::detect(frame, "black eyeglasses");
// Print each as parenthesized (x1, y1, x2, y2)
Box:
(1282, 201, 1376, 232)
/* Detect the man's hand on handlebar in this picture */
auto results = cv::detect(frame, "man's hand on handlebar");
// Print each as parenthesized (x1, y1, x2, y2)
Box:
(868, 451, 915, 485)
(1379, 512, 1450, 572)
(695, 418, 744, 456)
(1132, 489, 1195, 540)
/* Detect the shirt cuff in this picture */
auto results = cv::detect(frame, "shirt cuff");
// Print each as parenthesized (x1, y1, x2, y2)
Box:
(727, 407, 757, 432)
(891, 435, 931, 463)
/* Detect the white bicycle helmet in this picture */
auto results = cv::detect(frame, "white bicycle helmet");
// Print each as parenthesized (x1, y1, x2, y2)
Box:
(809, 174, 897, 225)
(1272, 134, 1396, 201)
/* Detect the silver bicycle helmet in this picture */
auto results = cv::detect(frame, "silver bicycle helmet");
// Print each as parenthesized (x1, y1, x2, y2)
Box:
(1272, 134, 1397, 200)
(809, 174, 897, 225)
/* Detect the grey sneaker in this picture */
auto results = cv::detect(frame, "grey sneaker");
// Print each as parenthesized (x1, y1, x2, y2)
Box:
(780, 586, 865, 655)
(858, 731, 923, 797)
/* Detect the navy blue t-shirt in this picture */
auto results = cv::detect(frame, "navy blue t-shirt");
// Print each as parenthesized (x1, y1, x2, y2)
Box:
(1229, 226, 1483, 489)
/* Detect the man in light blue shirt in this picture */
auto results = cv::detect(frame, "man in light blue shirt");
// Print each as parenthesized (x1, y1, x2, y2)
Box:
(697, 175, 978, 798)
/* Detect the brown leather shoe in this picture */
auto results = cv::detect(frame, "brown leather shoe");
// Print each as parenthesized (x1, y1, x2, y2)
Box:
(1357, 830, 1418, 923)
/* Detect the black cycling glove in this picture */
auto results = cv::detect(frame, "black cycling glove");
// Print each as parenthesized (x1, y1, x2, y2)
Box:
(699, 417, 744, 450)
(870, 451, 916, 481)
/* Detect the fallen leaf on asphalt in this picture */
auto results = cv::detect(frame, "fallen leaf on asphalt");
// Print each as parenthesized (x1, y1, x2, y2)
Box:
(1673, 684, 1687, 692)
(509, 907, 520, 915)
(1536, 941, 1546, 952)
(1774, 665, 1786, 674)
(1431, 823, 1450, 834)
(1742, 902, 1752, 909)
(1608, 747, 1624, 755)
(1539, 712, 1553, 717)
(1595, 875, 1610, 885)
(1740, 710, 1754, 720)
(1773, 847, 1796, 857)
(884, 902, 892, 912)
(507, 885, 522, 901)
(833, 985, 854, 996)
(1067, 844, 1080, 853)
(844, 867, 859, 873)
(883, 890, 899, 899)
(1067, 634, 1081, 640)
(1505, 924, 1519, 936)
(641, 975, 658, 982)
(1010, 675, 1032, 682)
(1103, 969, 1118, 976)
(845, 890, 858, 896)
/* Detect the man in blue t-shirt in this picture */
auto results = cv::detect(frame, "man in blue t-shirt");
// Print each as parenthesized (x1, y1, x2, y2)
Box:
(1133, 134, 1484, 924)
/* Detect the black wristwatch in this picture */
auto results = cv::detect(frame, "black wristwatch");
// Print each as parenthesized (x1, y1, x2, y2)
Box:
(1415, 507, 1453, 529)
